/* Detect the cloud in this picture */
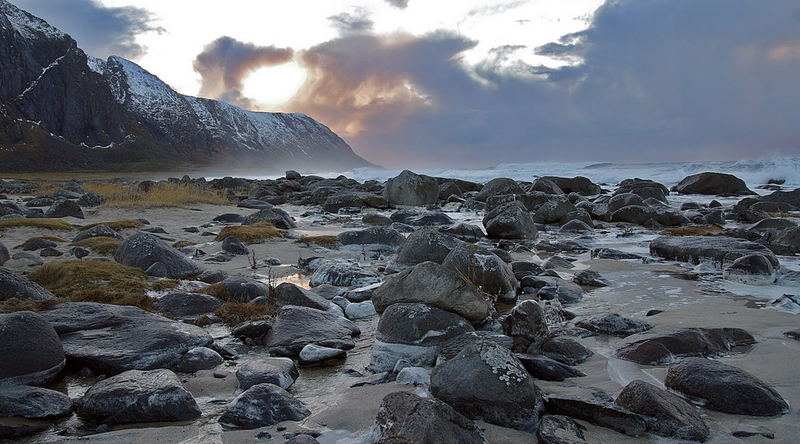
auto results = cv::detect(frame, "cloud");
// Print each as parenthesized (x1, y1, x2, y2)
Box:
(12, 0, 162, 60)
(283, 0, 800, 167)
(328, 9, 374, 34)
(193, 36, 294, 109)
(384, 0, 409, 10)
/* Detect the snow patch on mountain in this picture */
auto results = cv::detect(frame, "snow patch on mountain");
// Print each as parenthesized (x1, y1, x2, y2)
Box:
(0, 0, 66, 40)
(86, 56, 106, 75)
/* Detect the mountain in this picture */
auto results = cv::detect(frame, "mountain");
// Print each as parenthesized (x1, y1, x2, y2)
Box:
(0, 0, 369, 172)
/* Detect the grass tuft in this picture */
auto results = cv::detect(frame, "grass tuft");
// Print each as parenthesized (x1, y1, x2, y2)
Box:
(659, 225, 724, 236)
(0, 298, 61, 314)
(0, 218, 74, 231)
(80, 219, 144, 231)
(151, 279, 181, 292)
(71, 237, 122, 255)
(215, 222, 280, 243)
(172, 240, 196, 249)
(82, 182, 231, 208)
(296, 235, 339, 249)
(214, 302, 275, 326)
(29, 260, 153, 310)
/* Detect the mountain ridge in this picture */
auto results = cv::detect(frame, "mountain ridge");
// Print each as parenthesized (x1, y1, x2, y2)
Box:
(0, 0, 370, 172)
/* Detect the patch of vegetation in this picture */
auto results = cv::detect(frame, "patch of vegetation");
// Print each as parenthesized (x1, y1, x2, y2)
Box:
(82, 182, 231, 208)
(0, 298, 61, 314)
(71, 236, 122, 255)
(215, 222, 280, 243)
(172, 240, 196, 249)
(296, 235, 339, 249)
(80, 219, 144, 231)
(659, 225, 725, 236)
(151, 279, 181, 292)
(0, 218, 74, 231)
(14, 235, 66, 249)
(29, 260, 153, 310)
(214, 302, 275, 326)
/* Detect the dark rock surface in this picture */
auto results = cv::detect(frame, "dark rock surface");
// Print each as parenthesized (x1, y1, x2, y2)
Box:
(0, 267, 55, 301)
(576, 313, 652, 337)
(265, 305, 360, 356)
(615, 380, 709, 441)
(0, 311, 65, 386)
(616, 327, 755, 365)
(115, 233, 203, 279)
(650, 235, 779, 266)
(219, 383, 310, 429)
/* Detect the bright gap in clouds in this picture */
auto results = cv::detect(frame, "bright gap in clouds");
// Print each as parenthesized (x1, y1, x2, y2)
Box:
(242, 61, 308, 109)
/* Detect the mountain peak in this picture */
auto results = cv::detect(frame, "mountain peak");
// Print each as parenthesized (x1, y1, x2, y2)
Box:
(0, 0, 67, 41)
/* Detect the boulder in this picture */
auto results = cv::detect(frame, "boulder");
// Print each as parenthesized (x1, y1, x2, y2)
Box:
(430, 339, 544, 431)
(540, 337, 593, 365)
(370, 303, 474, 371)
(544, 394, 650, 437)
(665, 358, 789, 416)
(483, 201, 538, 240)
(337, 227, 405, 247)
(442, 245, 518, 301)
(673, 172, 755, 195)
(650, 235, 779, 267)
(516, 354, 585, 381)
(373, 391, 485, 444)
(40, 302, 212, 374)
(0, 268, 55, 301)
(274, 283, 330, 310)
(384, 170, 440, 206)
(475, 178, 524, 202)
(560, 219, 594, 233)
(231, 320, 272, 340)
(438, 181, 463, 200)
(615, 327, 755, 365)
(608, 193, 645, 212)
(723, 254, 777, 285)
(219, 383, 310, 429)
(115, 233, 203, 279)
(502, 300, 549, 352)
(72, 224, 122, 242)
(216, 276, 269, 302)
(0, 385, 73, 419)
(345, 300, 377, 319)
(439, 223, 486, 243)
(537, 415, 587, 444)
(530, 178, 564, 195)
(362, 213, 393, 226)
(768, 226, 800, 255)
(236, 358, 299, 390)
(243, 207, 296, 229)
(322, 192, 388, 213)
(221, 236, 249, 255)
(573, 270, 608, 287)
(0, 242, 8, 265)
(616, 380, 709, 441)
(213, 213, 246, 224)
(153, 292, 223, 318)
(533, 198, 577, 224)
(540, 176, 601, 196)
(298, 344, 347, 366)
(0, 312, 65, 386)
(591, 248, 643, 260)
(265, 305, 360, 356)
(748, 218, 797, 233)
(372, 261, 492, 322)
(576, 313, 652, 337)
(76, 369, 201, 424)
(45, 199, 84, 219)
(616, 179, 669, 203)
(77, 192, 105, 207)
(308, 262, 379, 288)
(175, 347, 223, 373)
(395, 228, 463, 265)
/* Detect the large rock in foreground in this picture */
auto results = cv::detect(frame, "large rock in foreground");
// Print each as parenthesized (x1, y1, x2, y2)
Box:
(374, 391, 485, 444)
(114, 233, 203, 279)
(442, 245, 518, 301)
(265, 305, 360, 356)
(665, 358, 789, 416)
(672, 172, 755, 195)
(615, 327, 755, 365)
(219, 383, 310, 429)
(615, 380, 709, 442)
(76, 369, 201, 424)
(0, 385, 73, 419)
(430, 339, 544, 431)
(384, 170, 439, 206)
(650, 236, 779, 266)
(372, 261, 492, 322)
(40, 302, 212, 374)
(0, 268, 55, 301)
(0, 311, 65, 386)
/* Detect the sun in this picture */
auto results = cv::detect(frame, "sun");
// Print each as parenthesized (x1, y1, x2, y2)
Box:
(242, 61, 308, 108)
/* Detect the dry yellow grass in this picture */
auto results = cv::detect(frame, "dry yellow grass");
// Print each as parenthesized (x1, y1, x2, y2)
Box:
(296, 235, 339, 248)
(215, 222, 280, 243)
(0, 218, 74, 231)
(0, 298, 61, 314)
(82, 182, 230, 208)
(29, 260, 153, 310)
(151, 279, 181, 292)
(80, 219, 144, 231)
(659, 225, 725, 236)
(14, 236, 66, 248)
(214, 302, 275, 326)
(71, 236, 122, 255)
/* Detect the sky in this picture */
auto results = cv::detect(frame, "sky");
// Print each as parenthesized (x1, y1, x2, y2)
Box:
(12, 0, 800, 168)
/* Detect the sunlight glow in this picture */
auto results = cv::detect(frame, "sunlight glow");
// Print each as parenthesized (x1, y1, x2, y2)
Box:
(242, 62, 308, 108)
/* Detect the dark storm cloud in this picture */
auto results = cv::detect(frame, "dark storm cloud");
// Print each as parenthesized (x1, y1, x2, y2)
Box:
(328, 9, 374, 34)
(384, 0, 409, 10)
(13, 0, 162, 60)
(193, 36, 294, 110)
(285, 0, 800, 167)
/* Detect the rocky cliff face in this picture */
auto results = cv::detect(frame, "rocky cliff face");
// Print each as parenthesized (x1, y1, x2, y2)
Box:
(0, 0, 368, 172)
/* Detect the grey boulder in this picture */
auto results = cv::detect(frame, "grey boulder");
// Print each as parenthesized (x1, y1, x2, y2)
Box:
(219, 383, 310, 429)
(442, 244, 518, 301)
(650, 235, 779, 267)
(722, 254, 777, 285)
(374, 391, 485, 444)
(615, 380, 709, 442)
(265, 305, 360, 356)
(384, 170, 440, 206)
(0, 385, 73, 419)
(615, 327, 755, 365)
(0, 267, 54, 301)
(673, 172, 755, 195)
(153, 292, 223, 318)
(243, 207, 296, 229)
(395, 227, 464, 265)
(236, 357, 299, 390)
(0, 311, 65, 386)
(115, 233, 203, 279)
(576, 313, 652, 337)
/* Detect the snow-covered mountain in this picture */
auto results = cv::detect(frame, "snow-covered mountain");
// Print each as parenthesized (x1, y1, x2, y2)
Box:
(0, 0, 369, 172)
